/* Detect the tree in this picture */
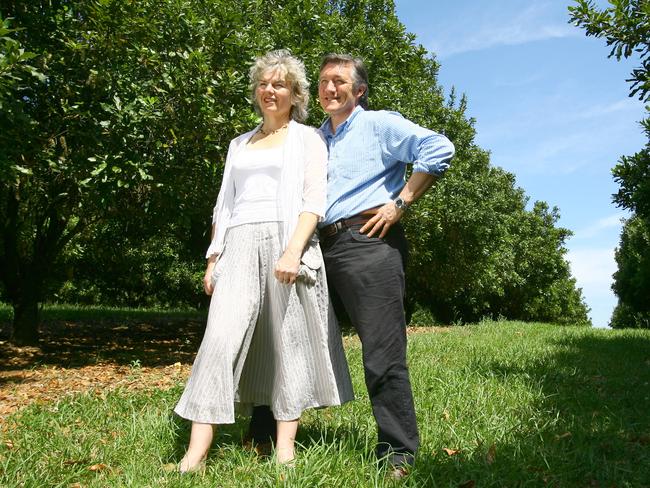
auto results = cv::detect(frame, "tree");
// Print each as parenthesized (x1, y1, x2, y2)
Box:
(570, 0, 650, 328)
(0, 0, 256, 344)
(2, 0, 589, 345)
(404, 128, 589, 325)
(610, 215, 650, 328)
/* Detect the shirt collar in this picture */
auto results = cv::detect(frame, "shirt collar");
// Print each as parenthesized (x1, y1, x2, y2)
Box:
(320, 105, 365, 138)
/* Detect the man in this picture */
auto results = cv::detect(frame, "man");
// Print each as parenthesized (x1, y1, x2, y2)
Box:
(247, 53, 454, 476)
(316, 53, 454, 475)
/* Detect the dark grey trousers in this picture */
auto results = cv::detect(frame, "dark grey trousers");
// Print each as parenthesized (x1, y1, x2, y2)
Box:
(321, 223, 418, 466)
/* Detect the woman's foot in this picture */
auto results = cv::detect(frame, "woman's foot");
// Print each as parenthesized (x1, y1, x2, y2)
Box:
(275, 446, 295, 465)
(178, 452, 207, 474)
(178, 421, 214, 474)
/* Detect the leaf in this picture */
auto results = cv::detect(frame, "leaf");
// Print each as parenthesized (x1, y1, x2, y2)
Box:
(90, 162, 107, 176)
(88, 463, 109, 472)
(4, 440, 14, 449)
(18, 51, 38, 61)
(555, 432, 572, 440)
(486, 443, 496, 464)
(443, 447, 460, 456)
(442, 410, 450, 421)
(13, 165, 32, 175)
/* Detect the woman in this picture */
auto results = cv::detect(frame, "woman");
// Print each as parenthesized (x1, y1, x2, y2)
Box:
(174, 50, 353, 471)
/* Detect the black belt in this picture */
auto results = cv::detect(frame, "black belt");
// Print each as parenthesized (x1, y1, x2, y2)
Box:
(319, 215, 373, 239)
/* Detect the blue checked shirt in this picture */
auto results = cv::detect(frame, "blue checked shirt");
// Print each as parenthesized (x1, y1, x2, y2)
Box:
(319, 106, 455, 226)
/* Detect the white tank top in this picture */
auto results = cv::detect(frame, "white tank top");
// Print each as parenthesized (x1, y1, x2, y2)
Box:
(229, 145, 283, 227)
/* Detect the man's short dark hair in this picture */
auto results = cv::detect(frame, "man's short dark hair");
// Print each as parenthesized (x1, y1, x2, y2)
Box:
(320, 53, 369, 109)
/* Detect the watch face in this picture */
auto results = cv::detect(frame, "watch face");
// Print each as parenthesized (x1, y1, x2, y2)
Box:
(395, 197, 407, 210)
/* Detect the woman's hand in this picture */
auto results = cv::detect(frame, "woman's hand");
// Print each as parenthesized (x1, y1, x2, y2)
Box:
(203, 259, 217, 295)
(274, 249, 301, 285)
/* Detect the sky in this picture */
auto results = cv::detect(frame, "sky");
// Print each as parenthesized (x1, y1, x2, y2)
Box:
(392, 0, 647, 328)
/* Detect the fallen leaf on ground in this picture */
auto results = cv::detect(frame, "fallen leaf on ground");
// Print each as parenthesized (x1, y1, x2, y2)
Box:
(555, 432, 572, 440)
(486, 443, 496, 464)
(443, 447, 460, 456)
(88, 463, 109, 472)
(442, 410, 450, 421)
(4, 440, 14, 449)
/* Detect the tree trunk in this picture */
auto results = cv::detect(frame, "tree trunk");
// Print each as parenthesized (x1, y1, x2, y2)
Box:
(10, 299, 40, 346)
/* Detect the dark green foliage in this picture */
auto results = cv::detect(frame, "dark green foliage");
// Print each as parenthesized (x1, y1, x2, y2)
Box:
(55, 222, 206, 310)
(610, 215, 650, 328)
(0, 0, 257, 343)
(570, 0, 650, 328)
(0, 0, 589, 344)
(612, 126, 650, 220)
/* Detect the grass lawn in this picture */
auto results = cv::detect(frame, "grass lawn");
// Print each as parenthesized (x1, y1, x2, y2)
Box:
(0, 303, 206, 324)
(1, 320, 649, 487)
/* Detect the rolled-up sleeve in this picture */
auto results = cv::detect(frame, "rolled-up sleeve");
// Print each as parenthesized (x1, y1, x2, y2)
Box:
(377, 111, 455, 176)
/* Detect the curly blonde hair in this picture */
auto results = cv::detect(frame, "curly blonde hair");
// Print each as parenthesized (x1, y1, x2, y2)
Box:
(249, 49, 310, 123)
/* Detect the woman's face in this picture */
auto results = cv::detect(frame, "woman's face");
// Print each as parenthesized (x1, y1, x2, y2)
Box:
(256, 69, 292, 120)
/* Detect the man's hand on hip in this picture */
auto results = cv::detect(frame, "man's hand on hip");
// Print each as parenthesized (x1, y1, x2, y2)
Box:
(360, 202, 404, 238)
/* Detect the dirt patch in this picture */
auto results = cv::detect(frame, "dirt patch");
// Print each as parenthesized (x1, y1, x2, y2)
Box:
(0, 318, 204, 420)
(0, 362, 192, 419)
(0, 318, 446, 420)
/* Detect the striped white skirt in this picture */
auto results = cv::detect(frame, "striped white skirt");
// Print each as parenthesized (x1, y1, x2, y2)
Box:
(174, 222, 353, 423)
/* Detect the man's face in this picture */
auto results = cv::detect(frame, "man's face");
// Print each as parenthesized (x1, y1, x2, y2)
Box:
(318, 62, 364, 121)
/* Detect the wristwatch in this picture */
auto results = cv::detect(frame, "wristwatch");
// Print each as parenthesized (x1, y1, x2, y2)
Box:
(394, 196, 409, 212)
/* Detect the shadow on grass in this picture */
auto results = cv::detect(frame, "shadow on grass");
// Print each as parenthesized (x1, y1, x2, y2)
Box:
(478, 332, 650, 486)
(0, 308, 207, 370)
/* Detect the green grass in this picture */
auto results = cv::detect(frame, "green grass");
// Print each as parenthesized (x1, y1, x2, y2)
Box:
(1, 321, 649, 487)
(0, 302, 205, 324)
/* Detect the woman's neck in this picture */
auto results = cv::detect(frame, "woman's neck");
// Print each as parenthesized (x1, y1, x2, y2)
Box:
(248, 115, 291, 148)
(261, 115, 291, 133)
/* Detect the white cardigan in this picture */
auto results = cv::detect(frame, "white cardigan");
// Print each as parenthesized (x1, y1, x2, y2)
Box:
(206, 120, 328, 258)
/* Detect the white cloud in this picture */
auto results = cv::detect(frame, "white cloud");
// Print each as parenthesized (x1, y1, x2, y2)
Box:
(477, 126, 605, 175)
(572, 213, 628, 240)
(566, 247, 618, 327)
(566, 248, 616, 288)
(430, 3, 578, 58)
(574, 98, 642, 120)
(472, 88, 647, 176)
